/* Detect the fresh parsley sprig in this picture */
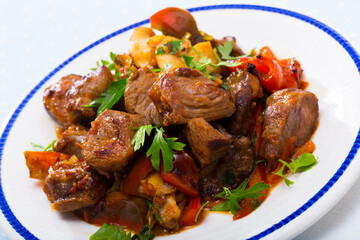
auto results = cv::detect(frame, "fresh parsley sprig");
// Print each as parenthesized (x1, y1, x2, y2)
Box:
(131, 125, 185, 173)
(211, 180, 270, 215)
(275, 153, 318, 187)
(90, 223, 154, 240)
(217, 40, 255, 60)
(156, 40, 183, 55)
(31, 140, 57, 152)
(83, 68, 133, 116)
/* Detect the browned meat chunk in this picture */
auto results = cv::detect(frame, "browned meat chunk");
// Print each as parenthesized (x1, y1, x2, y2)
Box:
(124, 68, 162, 125)
(83, 191, 148, 233)
(226, 71, 263, 136)
(43, 156, 106, 212)
(55, 125, 88, 158)
(199, 136, 254, 198)
(149, 67, 235, 125)
(211, 36, 245, 57)
(81, 109, 148, 176)
(184, 118, 231, 167)
(66, 66, 114, 125)
(43, 74, 82, 126)
(262, 88, 319, 171)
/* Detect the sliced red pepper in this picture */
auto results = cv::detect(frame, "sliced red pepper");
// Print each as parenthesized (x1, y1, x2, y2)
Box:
(160, 150, 199, 196)
(280, 58, 302, 89)
(179, 196, 201, 226)
(121, 154, 155, 196)
(226, 57, 270, 74)
(24, 151, 72, 180)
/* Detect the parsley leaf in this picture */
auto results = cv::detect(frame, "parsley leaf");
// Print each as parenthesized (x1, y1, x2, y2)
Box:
(132, 125, 185, 174)
(85, 68, 133, 116)
(31, 140, 56, 152)
(195, 201, 209, 222)
(132, 225, 155, 240)
(163, 62, 172, 72)
(275, 153, 318, 187)
(211, 180, 270, 215)
(217, 41, 256, 60)
(156, 40, 182, 55)
(90, 223, 132, 240)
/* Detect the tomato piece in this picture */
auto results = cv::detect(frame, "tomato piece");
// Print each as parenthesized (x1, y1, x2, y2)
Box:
(150, 7, 202, 43)
(24, 151, 72, 180)
(179, 196, 201, 226)
(280, 58, 302, 89)
(160, 150, 199, 196)
(121, 154, 155, 196)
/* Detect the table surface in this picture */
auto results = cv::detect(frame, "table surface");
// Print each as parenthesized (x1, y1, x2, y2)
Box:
(1, 0, 360, 239)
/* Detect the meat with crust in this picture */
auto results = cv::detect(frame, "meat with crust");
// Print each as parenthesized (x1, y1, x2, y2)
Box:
(81, 109, 148, 176)
(43, 74, 82, 126)
(199, 136, 254, 198)
(262, 88, 319, 171)
(184, 118, 231, 167)
(54, 125, 88, 158)
(124, 68, 162, 125)
(43, 156, 106, 212)
(149, 67, 235, 125)
(66, 66, 114, 126)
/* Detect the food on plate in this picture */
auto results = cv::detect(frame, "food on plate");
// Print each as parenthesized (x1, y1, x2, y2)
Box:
(25, 7, 319, 239)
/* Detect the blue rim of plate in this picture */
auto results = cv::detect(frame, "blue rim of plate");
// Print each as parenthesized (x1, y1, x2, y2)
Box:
(1, 4, 360, 240)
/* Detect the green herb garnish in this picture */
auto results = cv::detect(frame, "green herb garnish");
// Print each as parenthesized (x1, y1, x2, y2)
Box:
(275, 153, 318, 187)
(90, 223, 132, 240)
(31, 140, 56, 152)
(163, 62, 172, 72)
(156, 40, 182, 55)
(211, 180, 270, 215)
(217, 40, 255, 60)
(84, 68, 133, 116)
(131, 125, 185, 173)
(195, 201, 209, 222)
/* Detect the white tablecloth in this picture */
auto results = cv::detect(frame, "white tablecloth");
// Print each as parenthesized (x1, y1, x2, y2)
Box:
(1, 0, 360, 239)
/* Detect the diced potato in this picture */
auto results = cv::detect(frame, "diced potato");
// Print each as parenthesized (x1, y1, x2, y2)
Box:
(187, 41, 219, 73)
(129, 27, 157, 68)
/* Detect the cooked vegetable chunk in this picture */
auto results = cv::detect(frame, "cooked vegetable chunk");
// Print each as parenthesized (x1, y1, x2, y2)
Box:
(199, 136, 254, 198)
(124, 68, 162, 125)
(262, 88, 319, 171)
(184, 118, 231, 167)
(66, 66, 114, 125)
(149, 67, 235, 125)
(43, 155, 106, 212)
(81, 110, 148, 176)
(43, 74, 82, 126)
(129, 27, 157, 68)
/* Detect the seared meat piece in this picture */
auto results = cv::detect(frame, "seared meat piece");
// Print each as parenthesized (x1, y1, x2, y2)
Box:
(83, 191, 148, 233)
(81, 110, 148, 176)
(184, 118, 231, 167)
(124, 68, 162, 125)
(43, 156, 106, 212)
(226, 71, 263, 136)
(66, 66, 114, 125)
(54, 125, 88, 158)
(199, 136, 254, 198)
(211, 36, 245, 57)
(43, 74, 82, 126)
(262, 88, 319, 171)
(149, 67, 235, 125)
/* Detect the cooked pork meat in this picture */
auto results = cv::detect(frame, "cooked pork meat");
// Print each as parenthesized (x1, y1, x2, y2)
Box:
(262, 88, 319, 171)
(199, 136, 254, 198)
(66, 66, 114, 125)
(43, 156, 106, 212)
(184, 118, 231, 167)
(149, 67, 235, 125)
(81, 109, 148, 176)
(54, 125, 88, 158)
(124, 68, 162, 125)
(227, 71, 263, 100)
(43, 74, 82, 126)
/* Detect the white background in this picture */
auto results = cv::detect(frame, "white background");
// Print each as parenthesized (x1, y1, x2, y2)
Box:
(1, 0, 360, 239)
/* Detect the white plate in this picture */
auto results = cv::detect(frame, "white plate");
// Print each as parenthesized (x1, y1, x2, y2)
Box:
(1, 4, 360, 240)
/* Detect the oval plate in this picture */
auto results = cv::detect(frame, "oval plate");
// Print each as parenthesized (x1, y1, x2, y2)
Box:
(1, 4, 360, 240)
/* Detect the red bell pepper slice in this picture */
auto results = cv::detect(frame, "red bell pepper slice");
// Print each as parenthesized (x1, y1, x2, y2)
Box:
(160, 150, 199, 196)
(179, 196, 201, 226)
(121, 154, 155, 196)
